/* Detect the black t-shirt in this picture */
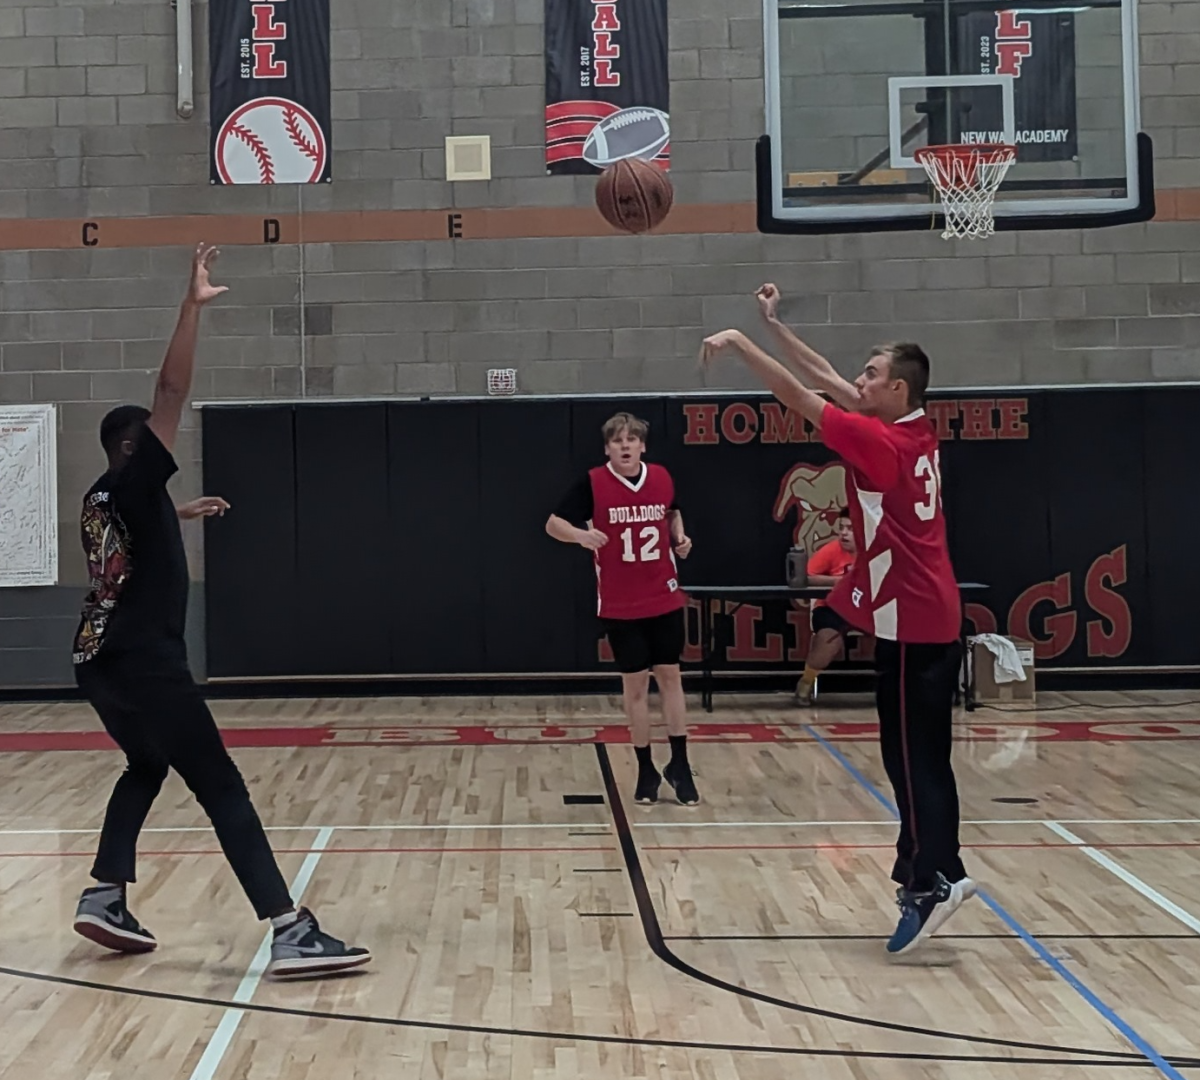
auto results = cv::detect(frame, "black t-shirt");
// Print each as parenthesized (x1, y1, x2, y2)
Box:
(553, 465, 679, 526)
(73, 426, 188, 663)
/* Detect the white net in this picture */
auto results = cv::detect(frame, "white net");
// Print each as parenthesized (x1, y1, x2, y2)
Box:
(915, 145, 1017, 240)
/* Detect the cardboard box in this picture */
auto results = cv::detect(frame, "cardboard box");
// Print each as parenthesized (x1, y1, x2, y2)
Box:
(972, 637, 1036, 704)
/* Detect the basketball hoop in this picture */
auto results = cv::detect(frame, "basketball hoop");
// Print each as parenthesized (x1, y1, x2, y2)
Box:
(914, 144, 1016, 240)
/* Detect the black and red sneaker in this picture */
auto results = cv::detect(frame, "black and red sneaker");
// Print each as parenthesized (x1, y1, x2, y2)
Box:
(73, 885, 157, 954)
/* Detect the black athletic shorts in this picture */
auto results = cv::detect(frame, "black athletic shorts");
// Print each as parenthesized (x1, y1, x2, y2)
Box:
(812, 605, 852, 636)
(602, 608, 686, 674)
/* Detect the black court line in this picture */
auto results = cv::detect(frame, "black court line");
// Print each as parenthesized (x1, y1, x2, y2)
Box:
(665, 933, 1200, 943)
(563, 795, 606, 805)
(578, 912, 634, 918)
(594, 743, 1200, 1070)
(0, 963, 1181, 1068)
(573, 867, 623, 874)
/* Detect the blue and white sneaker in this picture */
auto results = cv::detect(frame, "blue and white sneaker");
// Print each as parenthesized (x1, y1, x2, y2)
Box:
(886, 872, 971, 954)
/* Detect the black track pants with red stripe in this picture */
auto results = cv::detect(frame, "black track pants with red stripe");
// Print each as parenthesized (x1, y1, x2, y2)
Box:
(875, 638, 967, 894)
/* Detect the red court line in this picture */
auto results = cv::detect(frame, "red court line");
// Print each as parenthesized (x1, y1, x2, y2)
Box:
(3, 841, 1196, 858)
(3, 719, 1200, 753)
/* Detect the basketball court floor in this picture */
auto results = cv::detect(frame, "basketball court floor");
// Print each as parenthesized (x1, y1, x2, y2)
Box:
(1, 691, 1197, 1079)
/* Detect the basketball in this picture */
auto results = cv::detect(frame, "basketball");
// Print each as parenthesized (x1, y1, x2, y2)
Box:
(594, 158, 674, 234)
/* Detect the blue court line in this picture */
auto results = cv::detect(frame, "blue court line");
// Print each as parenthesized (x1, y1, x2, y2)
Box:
(802, 724, 1187, 1080)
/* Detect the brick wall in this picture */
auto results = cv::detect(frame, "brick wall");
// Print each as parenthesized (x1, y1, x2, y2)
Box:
(0, 0, 1198, 686)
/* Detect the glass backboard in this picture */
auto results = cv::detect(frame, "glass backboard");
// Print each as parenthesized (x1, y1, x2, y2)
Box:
(757, 0, 1154, 233)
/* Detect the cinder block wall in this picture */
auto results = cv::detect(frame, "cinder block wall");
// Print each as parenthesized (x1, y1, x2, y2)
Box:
(1, 0, 1197, 685)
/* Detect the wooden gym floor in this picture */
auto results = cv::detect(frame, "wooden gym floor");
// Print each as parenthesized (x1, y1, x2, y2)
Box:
(0, 691, 1198, 1080)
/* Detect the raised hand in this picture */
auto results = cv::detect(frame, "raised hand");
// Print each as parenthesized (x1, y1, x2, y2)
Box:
(187, 243, 229, 307)
(756, 283, 781, 320)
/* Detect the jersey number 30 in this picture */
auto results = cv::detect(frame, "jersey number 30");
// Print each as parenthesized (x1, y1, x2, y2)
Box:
(620, 526, 661, 562)
(914, 452, 942, 521)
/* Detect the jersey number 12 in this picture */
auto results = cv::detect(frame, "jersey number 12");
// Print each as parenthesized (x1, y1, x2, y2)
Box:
(620, 526, 661, 562)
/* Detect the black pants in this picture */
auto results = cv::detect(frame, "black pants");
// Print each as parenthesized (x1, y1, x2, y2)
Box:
(76, 649, 292, 921)
(875, 639, 966, 894)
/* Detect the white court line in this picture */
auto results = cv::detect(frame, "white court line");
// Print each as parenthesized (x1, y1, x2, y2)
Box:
(187, 826, 334, 1080)
(1037, 819, 1200, 825)
(3, 818, 1200, 837)
(1044, 821, 1200, 934)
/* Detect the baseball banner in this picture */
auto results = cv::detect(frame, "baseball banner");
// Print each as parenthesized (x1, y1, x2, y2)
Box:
(544, 0, 670, 175)
(209, 0, 331, 184)
(956, 9, 1078, 163)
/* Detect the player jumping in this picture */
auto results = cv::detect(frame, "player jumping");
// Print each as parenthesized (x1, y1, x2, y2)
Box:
(701, 290, 974, 953)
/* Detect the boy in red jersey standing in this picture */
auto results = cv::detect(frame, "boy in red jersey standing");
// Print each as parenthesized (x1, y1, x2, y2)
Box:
(701, 292, 974, 954)
(546, 412, 699, 806)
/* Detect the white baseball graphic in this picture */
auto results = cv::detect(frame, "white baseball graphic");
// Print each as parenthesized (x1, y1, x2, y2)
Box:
(215, 97, 327, 184)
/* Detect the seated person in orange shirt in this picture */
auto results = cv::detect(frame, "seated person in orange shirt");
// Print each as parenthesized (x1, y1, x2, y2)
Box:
(797, 509, 857, 705)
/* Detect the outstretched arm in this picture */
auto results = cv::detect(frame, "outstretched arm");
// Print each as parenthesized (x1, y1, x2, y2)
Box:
(700, 329, 829, 429)
(147, 243, 229, 453)
(702, 329, 900, 490)
(755, 284, 862, 411)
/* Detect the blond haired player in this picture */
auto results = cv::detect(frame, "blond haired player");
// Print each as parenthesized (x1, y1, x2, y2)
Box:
(546, 413, 699, 806)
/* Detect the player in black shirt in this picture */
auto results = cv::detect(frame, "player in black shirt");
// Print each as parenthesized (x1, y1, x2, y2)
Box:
(72, 245, 370, 979)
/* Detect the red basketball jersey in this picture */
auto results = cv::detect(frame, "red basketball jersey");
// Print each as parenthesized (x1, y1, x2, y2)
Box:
(820, 405, 961, 644)
(589, 462, 687, 620)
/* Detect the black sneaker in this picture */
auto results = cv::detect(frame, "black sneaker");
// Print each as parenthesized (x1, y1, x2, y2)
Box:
(663, 760, 700, 806)
(73, 885, 157, 954)
(634, 765, 661, 804)
(266, 908, 372, 979)
(886, 873, 968, 954)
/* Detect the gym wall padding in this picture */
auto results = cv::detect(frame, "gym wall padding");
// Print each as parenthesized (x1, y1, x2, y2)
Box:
(293, 403, 392, 675)
(385, 401, 486, 674)
(202, 405, 301, 677)
(202, 386, 1200, 680)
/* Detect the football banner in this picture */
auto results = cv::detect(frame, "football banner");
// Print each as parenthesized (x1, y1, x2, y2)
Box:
(957, 9, 1078, 163)
(209, 0, 331, 184)
(544, 0, 670, 175)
